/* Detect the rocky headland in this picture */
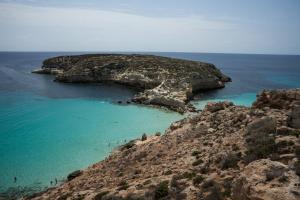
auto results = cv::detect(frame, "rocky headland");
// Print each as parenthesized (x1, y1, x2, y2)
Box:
(26, 89, 300, 200)
(32, 54, 231, 113)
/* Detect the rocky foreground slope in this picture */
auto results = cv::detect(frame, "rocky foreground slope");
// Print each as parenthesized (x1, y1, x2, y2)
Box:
(28, 89, 300, 200)
(32, 54, 230, 113)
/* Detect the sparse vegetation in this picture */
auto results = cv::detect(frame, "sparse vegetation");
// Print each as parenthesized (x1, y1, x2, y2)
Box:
(57, 194, 70, 200)
(93, 191, 109, 200)
(143, 179, 152, 185)
(222, 180, 232, 197)
(193, 175, 204, 186)
(117, 180, 129, 191)
(155, 132, 161, 136)
(244, 133, 277, 164)
(191, 150, 200, 157)
(291, 130, 300, 138)
(141, 133, 147, 141)
(295, 146, 300, 159)
(154, 181, 169, 199)
(122, 140, 136, 150)
(221, 153, 240, 169)
(192, 159, 204, 166)
(205, 186, 223, 200)
(295, 161, 300, 176)
(164, 170, 172, 175)
(182, 171, 196, 180)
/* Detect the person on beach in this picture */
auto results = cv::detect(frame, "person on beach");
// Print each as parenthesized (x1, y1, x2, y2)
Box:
(55, 178, 58, 185)
(14, 177, 17, 183)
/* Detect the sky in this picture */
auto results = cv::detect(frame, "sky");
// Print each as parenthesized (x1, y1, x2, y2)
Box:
(0, 0, 300, 54)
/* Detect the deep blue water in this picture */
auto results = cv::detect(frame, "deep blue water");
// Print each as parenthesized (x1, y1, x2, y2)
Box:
(0, 52, 299, 194)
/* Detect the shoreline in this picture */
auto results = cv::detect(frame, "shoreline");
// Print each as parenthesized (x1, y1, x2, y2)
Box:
(26, 88, 300, 200)
(0, 91, 184, 199)
(1, 89, 300, 200)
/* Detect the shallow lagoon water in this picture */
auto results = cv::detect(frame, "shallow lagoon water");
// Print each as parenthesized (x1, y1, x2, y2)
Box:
(0, 91, 182, 191)
(0, 52, 299, 193)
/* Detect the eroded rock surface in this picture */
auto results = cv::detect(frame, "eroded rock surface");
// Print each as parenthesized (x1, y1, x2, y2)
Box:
(32, 54, 230, 113)
(232, 159, 299, 200)
(25, 89, 300, 200)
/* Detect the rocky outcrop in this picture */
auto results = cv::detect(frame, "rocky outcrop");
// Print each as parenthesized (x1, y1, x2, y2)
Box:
(232, 159, 299, 200)
(288, 106, 300, 129)
(32, 54, 230, 113)
(27, 89, 300, 200)
(253, 89, 300, 109)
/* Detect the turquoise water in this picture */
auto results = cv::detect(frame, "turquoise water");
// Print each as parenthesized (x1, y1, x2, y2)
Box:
(0, 91, 182, 191)
(0, 52, 300, 195)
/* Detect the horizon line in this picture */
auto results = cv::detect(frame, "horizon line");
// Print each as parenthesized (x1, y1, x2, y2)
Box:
(0, 50, 299, 56)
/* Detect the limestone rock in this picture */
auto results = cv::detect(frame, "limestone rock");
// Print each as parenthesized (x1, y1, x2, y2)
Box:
(232, 159, 300, 200)
(246, 116, 276, 135)
(204, 101, 233, 113)
(253, 89, 300, 109)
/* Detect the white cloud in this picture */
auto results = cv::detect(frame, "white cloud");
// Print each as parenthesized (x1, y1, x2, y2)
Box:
(0, 3, 238, 52)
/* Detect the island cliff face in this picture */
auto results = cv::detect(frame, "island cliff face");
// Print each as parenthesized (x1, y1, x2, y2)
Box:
(33, 54, 231, 113)
(27, 89, 300, 200)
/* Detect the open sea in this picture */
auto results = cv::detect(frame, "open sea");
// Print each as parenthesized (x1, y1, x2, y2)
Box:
(0, 52, 300, 196)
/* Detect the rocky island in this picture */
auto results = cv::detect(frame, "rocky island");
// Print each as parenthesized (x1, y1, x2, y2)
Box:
(32, 54, 231, 113)
(27, 89, 300, 200)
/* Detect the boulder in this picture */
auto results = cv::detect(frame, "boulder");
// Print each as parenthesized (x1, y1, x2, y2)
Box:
(204, 101, 233, 113)
(246, 116, 276, 135)
(232, 159, 300, 200)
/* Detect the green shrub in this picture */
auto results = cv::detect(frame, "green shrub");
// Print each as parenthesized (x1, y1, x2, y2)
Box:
(291, 130, 300, 138)
(295, 161, 300, 177)
(222, 180, 232, 197)
(93, 191, 109, 200)
(244, 134, 277, 163)
(143, 179, 152, 185)
(191, 151, 200, 157)
(155, 132, 161, 136)
(193, 175, 204, 186)
(221, 153, 240, 169)
(117, 180, 129, 191)
(141, 133, 147, 141)
(192, 159, 203, 166)
(164, 170, 172, 175)
(205, 186, 223, 200)
(154, 181, 169, 199)
(122, 140, 136, 150)
(182, 171, 196, 180)
(295, 146, 300, 159)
